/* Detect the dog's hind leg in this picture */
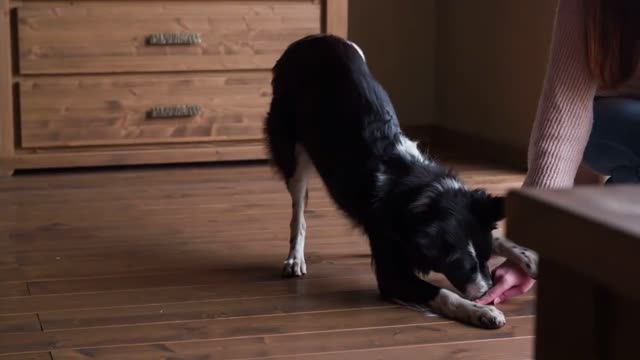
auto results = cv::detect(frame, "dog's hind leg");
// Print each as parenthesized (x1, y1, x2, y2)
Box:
(265, 96, 311, 277)
(283, 145, 312, 277)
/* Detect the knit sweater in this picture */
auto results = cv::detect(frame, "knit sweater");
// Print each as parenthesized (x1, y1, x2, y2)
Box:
(524, 0, 640, 188)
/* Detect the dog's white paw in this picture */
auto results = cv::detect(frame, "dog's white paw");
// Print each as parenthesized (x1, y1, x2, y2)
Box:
(471, 304, 506, 329)
(282, 256, 307, 277)
(429, 289, 506, 329)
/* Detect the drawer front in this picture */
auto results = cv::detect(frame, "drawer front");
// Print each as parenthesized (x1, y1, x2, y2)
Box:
(20, 73, 272, 148)
(17, 1, 321, 74)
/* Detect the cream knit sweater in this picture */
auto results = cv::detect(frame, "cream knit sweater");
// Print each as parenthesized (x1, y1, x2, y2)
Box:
(524, 0, 640, 188)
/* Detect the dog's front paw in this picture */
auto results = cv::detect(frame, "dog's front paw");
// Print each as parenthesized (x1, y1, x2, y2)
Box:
(521, 250, 539, 278)
(509, 246, 539, 279)
(471, 304, 506, 329)
(493, 237, 539, 279)
(282, 256, 307, 277)
(429, 289, 506, 329)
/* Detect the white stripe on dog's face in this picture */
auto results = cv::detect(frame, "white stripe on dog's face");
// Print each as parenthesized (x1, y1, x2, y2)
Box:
(465, 270, 491, 300)
(467, 243, 477, 258)
(462, 243, 491, 300)
(348, 41, 366, 61)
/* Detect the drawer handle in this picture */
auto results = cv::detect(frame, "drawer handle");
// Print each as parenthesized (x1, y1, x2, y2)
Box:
(147, 105, 202, 119)
(145, 33, 202, 46)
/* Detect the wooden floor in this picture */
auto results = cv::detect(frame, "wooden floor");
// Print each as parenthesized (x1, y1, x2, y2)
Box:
(0, 159, 533, 360)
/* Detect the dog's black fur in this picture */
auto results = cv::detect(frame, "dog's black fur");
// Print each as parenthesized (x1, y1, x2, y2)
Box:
(264, 34, 506, 326)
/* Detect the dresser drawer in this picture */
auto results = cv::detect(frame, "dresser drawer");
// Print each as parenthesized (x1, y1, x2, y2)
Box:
(17, 1, 321, 75)
(19, 73, 272, 148)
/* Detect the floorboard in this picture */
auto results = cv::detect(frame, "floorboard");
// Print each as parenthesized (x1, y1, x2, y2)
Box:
(265, 336, 534, 360)
(50, 317, 534, 360)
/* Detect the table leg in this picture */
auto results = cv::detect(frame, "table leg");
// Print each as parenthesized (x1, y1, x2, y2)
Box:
(535, 259, 600, 360)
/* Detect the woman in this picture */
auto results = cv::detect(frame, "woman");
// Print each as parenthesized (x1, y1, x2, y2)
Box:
(477, 0, 640, 305)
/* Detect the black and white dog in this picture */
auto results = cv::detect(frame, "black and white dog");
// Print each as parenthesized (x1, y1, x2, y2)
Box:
(264, 34, 537, 329)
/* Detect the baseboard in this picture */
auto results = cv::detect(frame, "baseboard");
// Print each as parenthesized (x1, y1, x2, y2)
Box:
(404, 125, 528, 171)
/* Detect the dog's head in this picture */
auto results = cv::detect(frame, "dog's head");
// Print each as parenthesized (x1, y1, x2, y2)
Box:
(409, 189, 505, 300)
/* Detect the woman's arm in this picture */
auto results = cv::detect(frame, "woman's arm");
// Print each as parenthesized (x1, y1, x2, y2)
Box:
(479, 0, 602, 306)
(524, 0, 599, 189)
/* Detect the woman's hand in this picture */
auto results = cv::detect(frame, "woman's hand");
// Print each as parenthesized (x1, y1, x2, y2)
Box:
(475, 260, 536, 305)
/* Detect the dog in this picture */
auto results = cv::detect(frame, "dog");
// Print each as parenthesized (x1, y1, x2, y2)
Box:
(264, 34, 537, 329)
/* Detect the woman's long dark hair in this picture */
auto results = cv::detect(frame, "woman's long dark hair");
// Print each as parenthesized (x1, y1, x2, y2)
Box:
(585, 0, 640, 88)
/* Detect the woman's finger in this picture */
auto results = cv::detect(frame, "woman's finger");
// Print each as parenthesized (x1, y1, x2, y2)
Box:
(494, 287, 525, 305)
(495, 278, 536, 304)
(474, 275, 515, 305)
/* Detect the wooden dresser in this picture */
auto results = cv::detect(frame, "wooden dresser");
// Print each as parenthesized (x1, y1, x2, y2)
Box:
(0, 0, 348, 175)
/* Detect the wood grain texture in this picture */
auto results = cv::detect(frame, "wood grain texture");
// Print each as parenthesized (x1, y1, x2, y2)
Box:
(4, 0, 346, 174)
(49, 317, 533, 360)
(39, 293, 533, 332)
(38, 289, 385, 330)
(0, 0, 14, 176)
(0, 354, 51, 360)
(0, 282, 30, 298)
(20, 73, 272, 148)
(0, 276, 378, 314)
(0, 314, 41, 334)
(0, 160, 530, 358)
(26, 261, 368, 296)
(265, 336, 534, 360)
(17, 1, 321, 74)
(2, 304, 532, 354)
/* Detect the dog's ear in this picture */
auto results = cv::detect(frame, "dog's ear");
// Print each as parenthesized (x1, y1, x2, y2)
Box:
(470, 191, 505, 225)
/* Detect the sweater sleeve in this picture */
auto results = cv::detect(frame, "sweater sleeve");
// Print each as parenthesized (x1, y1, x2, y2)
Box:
(523, 0, 599, 189)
